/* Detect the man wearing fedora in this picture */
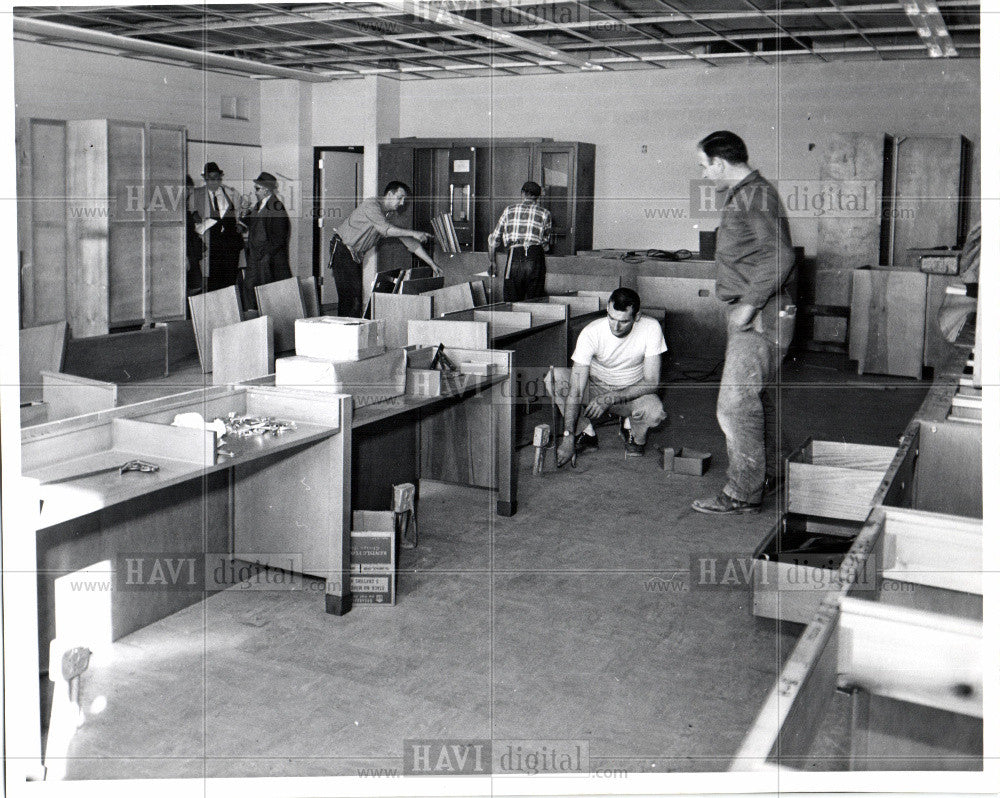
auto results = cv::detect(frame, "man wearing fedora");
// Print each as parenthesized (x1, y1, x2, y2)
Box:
(188, 162, 244, 293)
(241, 171, 291, 310)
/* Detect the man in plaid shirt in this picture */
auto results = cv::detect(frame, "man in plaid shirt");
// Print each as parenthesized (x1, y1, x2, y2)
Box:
(487, 181, 553, 301)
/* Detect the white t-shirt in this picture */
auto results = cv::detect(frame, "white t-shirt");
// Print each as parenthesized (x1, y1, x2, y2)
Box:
(572, 315, 667, 387)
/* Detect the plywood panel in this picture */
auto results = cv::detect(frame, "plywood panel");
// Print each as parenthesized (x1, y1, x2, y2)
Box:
(426, 282, 475, 316)
(635, 275, 727, 362)
(188, 286, 242, 373)
(147, 126, 185, 224)
(913, 420, 982, 518)
(255, 277, 305, 353)
(407, 319, 488, 350)
(298, 276, 321, 317)
(63, 327, 168, 383)
(24, 119, 69, 325)
(371, 292, 432, 349)
(66, 120, 110, 337)
(212, 316, 274, 385)
(815, 133, 886, 306)
(891, 137, 965, 267)
(850, 269, 926, 378)
(19, 322, 68, 403)
(149, 223, 186, 320)
(40, 371, 117, 421)
(108, 223, 146, 324)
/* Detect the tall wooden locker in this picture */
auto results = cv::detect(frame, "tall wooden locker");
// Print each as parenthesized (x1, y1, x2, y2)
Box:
(475, 144, 534, 252)
(66, 120, 187, 337)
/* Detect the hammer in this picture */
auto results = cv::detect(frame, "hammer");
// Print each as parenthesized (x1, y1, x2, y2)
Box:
(532, 424, 551, 475)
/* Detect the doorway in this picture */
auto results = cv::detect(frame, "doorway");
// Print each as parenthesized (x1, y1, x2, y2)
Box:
(313, 146, 363, 306)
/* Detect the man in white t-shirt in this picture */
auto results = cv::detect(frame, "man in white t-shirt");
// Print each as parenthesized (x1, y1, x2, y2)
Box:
(546, 287, 667, 467)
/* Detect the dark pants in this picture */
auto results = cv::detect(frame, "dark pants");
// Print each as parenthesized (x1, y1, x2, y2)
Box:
(503, 245, 546, 302)
(205, 223, 243, 294)
(330, 238, 363, 318)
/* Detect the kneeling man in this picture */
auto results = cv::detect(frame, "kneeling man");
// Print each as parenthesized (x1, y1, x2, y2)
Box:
(548, 287, 667, 468)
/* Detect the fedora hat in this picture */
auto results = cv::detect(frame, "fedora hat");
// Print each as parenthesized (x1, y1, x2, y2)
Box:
(253, 171, 279, 191)
(202, 162, 224, 177)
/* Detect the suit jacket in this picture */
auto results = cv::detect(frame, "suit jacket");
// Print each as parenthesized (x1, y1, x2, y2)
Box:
(188, 184, 243, 241)
(243, 194, 291, 279)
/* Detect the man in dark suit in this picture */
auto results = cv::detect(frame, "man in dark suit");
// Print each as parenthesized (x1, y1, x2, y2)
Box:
(240, 171, 291, 310)
(188, 162, 244, 293)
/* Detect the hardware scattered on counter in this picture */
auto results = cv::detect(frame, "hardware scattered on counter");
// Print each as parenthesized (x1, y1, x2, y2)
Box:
(224, 413, 297, 438)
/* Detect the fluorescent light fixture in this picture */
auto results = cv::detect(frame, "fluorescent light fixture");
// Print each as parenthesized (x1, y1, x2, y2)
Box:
(899, 0, 959, 58)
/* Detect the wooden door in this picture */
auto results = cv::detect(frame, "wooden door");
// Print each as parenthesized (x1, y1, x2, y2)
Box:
(538, 144, 576, 256)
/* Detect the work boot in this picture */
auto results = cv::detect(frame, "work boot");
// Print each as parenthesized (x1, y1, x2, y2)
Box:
(574, 431, 599, 453)
(691, 492, 761, 515)
(624, 436, 645, 457)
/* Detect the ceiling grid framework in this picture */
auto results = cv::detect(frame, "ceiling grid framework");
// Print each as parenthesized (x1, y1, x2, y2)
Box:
(13, 1, 980, 81)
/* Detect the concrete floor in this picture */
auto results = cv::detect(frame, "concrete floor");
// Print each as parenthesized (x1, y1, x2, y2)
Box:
(49, 351, 928, 780)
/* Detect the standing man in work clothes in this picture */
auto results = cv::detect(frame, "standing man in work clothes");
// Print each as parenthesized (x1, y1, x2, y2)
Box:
(329, 181, 441, 317)
(692, 131, 796, 515)
(188, 162, 245, 293)
(488, 181, 552, 301)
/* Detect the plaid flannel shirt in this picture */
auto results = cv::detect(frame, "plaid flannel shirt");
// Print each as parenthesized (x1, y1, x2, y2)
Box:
(488, 200, 552, 250)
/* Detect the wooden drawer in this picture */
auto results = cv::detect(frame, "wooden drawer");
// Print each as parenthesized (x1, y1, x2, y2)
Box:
(752, 513, 864, 625)
(786, 439, 896, 521)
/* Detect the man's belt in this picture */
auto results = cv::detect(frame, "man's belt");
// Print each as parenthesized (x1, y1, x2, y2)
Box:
(331, 232, 362, 264)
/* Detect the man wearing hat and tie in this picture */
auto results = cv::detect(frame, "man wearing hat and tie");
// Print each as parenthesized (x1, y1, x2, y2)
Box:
(189, 162, 244, 293)
(241, 171, 291, 310)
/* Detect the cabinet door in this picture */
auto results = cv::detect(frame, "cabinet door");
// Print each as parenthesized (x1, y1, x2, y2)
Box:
(147, 125, 186, 321)
(447, 147, 475, 249)
(377, 144, 415, 272)
(107, 121, 147, 325)
(538, 145, 576, 256)
(18, 119, 69, 326)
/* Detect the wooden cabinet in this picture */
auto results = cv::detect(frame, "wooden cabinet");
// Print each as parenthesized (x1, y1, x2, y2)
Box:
(849, 268, 927, 378)
(378, 137, 595, 268)
(17, 118, 187, 337)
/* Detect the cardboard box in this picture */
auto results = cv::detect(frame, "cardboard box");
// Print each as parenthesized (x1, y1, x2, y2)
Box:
(406, 368, 443, 397)
(786, 438, 896, 521)
(294, 316, 385, 360)
(350, 510, 397, 605)
(275, 348, 406, 407)
(752, 513, 864, 624)
(672, 448, 711, 476)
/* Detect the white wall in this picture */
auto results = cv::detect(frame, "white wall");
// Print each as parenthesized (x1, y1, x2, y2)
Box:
(14, 40, 261, 149)
(397, 59, 980, 253)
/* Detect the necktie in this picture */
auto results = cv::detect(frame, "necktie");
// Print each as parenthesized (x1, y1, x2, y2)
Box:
(211, 192, 220, 218)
